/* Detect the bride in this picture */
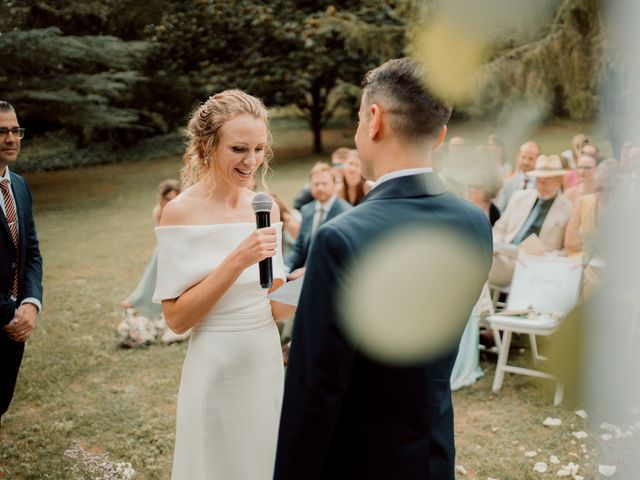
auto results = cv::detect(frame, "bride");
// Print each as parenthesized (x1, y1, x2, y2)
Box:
(153, 90, 291, 479)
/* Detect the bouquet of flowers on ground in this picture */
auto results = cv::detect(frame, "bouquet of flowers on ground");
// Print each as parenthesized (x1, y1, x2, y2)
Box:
(116, 308, 190, 348)
(64, 444, 135, 480)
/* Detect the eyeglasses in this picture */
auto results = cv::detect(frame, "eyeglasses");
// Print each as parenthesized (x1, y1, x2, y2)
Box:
(0, 127, 25, 140)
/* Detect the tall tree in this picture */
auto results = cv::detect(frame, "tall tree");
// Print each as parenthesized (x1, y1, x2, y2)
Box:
(463, 0, 602, 121)
(0, 27, 155, 144)
(148, 0, 405, 153)
(0, 0, 180, 145)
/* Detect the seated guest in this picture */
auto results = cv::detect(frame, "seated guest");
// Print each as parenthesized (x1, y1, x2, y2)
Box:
(270, 192, 301, 256)
(562, 133, 590, 189)
(564, 154, 597, 204)
(330, 146, 352, 181)
(495, 140, 540, 212)
(490, 154, 572, 286)
(565, 160, 620, 297)
(620, 140, 633, 171)
(565, 159, 620, 256)
(486, 133, 513, 178)
(463, 173, 502, 226)
(285, 162, 351, 280)
(338, 149, 370, 206)
(622, 143, 640, 175)
(448, 136, 465, 152)
(292, 147, 351, 210)
(581, 143, 601, 160)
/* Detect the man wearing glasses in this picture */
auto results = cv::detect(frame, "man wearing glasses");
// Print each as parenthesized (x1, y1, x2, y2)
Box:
(0, 101, 43, 423)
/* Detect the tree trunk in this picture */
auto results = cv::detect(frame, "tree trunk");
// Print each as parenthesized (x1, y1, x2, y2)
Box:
(311, 119, 323, 154)
(308, 82, 325, 154)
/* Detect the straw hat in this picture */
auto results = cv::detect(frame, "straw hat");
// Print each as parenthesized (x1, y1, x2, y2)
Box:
(527, 154, 567, 178)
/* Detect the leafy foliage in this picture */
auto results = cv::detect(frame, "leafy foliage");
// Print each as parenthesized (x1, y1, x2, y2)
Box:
(0, 0, 607, 158)
(466, 0, 602, 122)
(0, 27, 159, 144)
(148, 0, 406, 152)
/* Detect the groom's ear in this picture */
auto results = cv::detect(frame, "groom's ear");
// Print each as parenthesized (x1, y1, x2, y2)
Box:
(432, 125, 447, 151)
(368, 103, 383, 141)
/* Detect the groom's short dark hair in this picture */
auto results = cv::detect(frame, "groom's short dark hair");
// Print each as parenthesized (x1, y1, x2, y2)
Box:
(362, 58, 452, 142)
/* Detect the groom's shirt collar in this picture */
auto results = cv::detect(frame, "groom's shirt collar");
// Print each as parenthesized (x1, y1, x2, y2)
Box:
(372, 167, 434, 190)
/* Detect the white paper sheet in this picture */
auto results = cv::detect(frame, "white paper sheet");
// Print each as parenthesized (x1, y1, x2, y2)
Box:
(269, 275, 305, 307)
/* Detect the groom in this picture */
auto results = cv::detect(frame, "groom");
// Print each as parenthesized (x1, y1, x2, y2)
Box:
(273, 58, 493, 479)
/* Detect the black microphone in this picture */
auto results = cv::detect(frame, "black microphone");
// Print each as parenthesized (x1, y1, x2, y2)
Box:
(251, 193, 273, 289)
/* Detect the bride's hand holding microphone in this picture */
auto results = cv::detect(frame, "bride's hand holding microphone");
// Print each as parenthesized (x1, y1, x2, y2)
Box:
(231, 227, 278, 270)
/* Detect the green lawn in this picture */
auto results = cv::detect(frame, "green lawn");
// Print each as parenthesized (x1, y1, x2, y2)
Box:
(0, 119, 621, 479)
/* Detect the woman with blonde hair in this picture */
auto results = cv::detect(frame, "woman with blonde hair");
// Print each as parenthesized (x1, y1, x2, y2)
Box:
(153, 90, 289, 479)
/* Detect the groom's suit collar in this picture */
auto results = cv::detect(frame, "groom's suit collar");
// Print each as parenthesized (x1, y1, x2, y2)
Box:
(364, 171, 447, 202)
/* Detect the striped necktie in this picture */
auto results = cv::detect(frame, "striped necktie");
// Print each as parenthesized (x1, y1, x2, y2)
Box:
(0, 179, 19, 298)
(312, 206, 325, 237)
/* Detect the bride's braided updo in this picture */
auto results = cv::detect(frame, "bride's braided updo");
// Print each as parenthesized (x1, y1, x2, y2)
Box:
(181, 89, 272, 188)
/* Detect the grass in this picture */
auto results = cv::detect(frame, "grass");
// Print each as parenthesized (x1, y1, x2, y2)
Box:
(0, 119, 626, 479)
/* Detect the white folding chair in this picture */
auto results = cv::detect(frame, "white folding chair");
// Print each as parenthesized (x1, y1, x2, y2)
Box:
(477, 284, 501, 353)
(487, 254, 583, 404)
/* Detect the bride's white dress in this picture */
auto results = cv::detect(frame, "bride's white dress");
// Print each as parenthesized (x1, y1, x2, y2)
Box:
(153, 222, 286, 480)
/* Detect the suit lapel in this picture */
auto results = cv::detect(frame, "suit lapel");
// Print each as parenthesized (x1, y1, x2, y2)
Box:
(0, 203, 10, 241)
(509, 192, 538, 241)
(539, 194, 562, 244)
(326, 198, 342, 221)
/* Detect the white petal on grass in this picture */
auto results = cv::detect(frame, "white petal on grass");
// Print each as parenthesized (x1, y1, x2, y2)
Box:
(544, 417, 562, 427)
(575, 410, 588, 419)
(573, 431, 588, 439)
(550, 455, 560, 464)
(600, 422, 620, 433)
(563, 462, 580, 474)
(534, 462, 548, 473)
(556, 470, 571, 477)
(598, 465, 617, 477)
(526, 450, 538, 458)
(601, 433, 613, 441)
(615, 430, 633, 438)
(456, 465, 468, 475)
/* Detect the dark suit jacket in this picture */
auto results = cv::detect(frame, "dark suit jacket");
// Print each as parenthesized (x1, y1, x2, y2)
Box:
(285, 196, 352, 272)
(0, 172, 43, 325)
(274, 173, 493, 480)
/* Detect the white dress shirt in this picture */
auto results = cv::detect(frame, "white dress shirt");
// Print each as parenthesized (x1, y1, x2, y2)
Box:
(0, 167, 41, 310)
(311, 194, 338, 236)
(372, 167, 434, 190)
(0, 166, 16, 222)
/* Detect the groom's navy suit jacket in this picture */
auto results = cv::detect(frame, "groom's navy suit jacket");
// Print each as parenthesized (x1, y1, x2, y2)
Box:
(274, 172, 493, 480)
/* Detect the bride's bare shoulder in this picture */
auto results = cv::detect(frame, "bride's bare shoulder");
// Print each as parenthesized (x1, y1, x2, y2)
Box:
(160, 185, 203, 226)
